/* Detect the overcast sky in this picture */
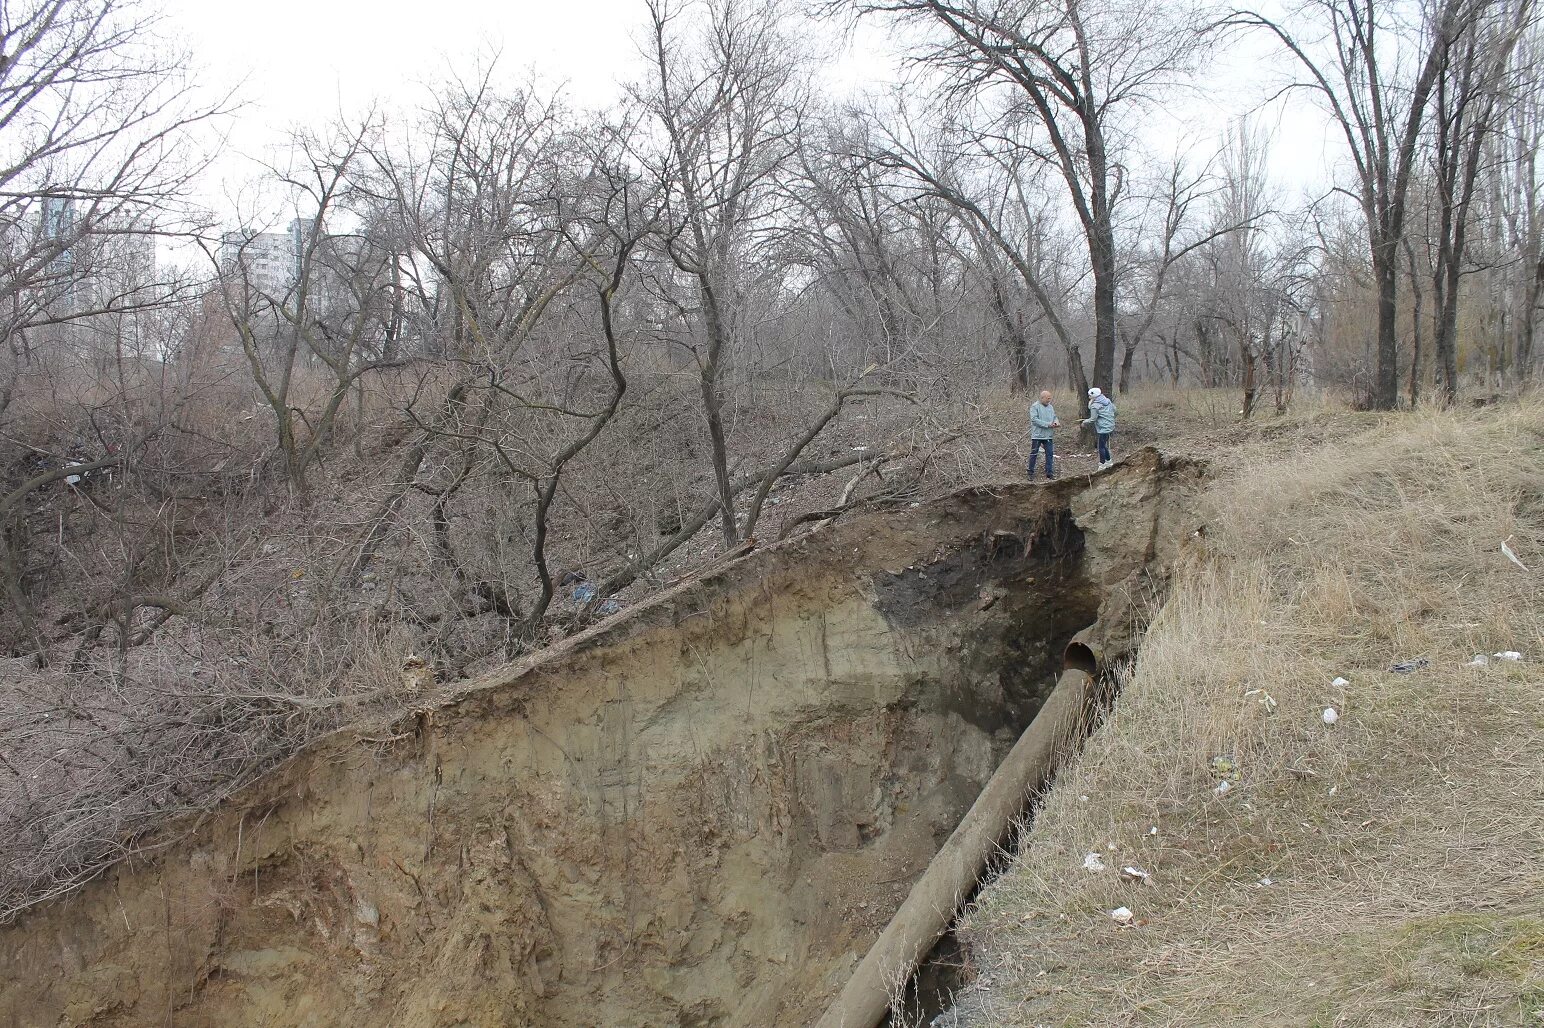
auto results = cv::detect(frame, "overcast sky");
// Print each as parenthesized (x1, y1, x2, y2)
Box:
(164, 0, 643, 123)
(158, 0, 1340, 227)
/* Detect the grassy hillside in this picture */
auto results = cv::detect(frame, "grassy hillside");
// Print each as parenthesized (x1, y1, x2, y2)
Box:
(953, 399, 1544, 1026)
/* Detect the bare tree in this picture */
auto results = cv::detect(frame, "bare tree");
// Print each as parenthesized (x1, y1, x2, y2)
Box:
(345, 73, 590, 590)
(1497, 34, 1544, 378)
(843, 0, 1213, 403)
(784, 119, 946, 380)
(0, 0, 222, 405)
(209, 117, 412, 495)
(863, 103, 1095, 399)
(634, 0, 808, 547)
(1190, 122, 1316, 416)
(0, 0, 225, 659)
(1116, 147, 1252, 393)
(1233, 0, 1485, 409)
(1428, 0, 1535, 401)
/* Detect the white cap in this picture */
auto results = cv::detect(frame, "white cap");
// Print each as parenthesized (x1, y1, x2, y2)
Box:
(1088, 387, 1102, 398)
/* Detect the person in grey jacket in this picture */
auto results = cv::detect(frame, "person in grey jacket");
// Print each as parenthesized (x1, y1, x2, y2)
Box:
(1028, 390, 1059, 480)
(1082, 387, 1116, 469)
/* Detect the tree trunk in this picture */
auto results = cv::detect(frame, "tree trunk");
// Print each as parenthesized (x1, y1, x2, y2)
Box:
(1066, 345, 1090, 410)
(988, 276, 1031, 393)
(1241, 339, 1257, 420)
(697, 275, 739, 549)
(1407, 240, 1424, 406)
(1373, 247, 1401, 409)
(1432, 247, 1457, 405)
(1089, 223, 1118, 398)
(1520, 255, 1543, 376)
(1118, 326, 1138, 394)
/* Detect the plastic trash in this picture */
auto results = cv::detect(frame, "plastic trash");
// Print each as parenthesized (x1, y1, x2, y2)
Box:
(1120, 865, 1150, 882)
(1389, 658, 1430, 673)
(1494, 651, 1523, 661)
(1467, 655, 1490, 667)
(1322, 707, 1339, 725)
(1109, 906, 1134, 925)
(1214, 780, 1232, 797)
(1331, 677, 1350, 688)
(1245, 688, 1277, 712)
(1501, 538, 1529, 571)
(1082, 853, 1106, 873)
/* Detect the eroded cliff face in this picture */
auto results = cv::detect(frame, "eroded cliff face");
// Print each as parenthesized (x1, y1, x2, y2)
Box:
(0, 451, 1204, 1028)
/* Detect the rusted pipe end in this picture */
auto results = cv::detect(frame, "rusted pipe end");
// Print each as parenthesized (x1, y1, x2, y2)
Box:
(1063, 641, 1098, 676)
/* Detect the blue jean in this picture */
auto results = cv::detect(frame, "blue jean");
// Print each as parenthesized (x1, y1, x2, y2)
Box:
(1096, 433, 1112, 464)
(1028, 438, 1054, 479)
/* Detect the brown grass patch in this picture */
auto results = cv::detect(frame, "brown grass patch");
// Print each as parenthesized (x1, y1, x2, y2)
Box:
(949, 399, 1544, 1026)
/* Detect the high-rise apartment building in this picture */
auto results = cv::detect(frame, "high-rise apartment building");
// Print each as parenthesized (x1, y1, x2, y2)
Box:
(40, 196, 77, 276)
(219, 219, 307, 298)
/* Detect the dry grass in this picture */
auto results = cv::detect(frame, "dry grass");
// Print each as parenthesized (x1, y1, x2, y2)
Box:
(950, 399, 1544, 1026)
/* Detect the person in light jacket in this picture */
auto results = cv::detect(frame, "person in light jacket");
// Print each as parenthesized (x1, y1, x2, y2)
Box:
(1082, 387, 1116, 469)
(1027, 390, 1059, 480)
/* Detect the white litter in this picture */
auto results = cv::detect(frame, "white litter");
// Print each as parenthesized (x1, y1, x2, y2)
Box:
(1468, 655, 1490, 667)
(1120, 865, 1150, 882)
(1494, 651, 1523, 661)
(1322, 707, 1339, 725)
(1501, 538, 1529, 571)
(1328, 785, 1339, 797)
(1109, 906, 1134, 925)
(1082, 853, 1106, 873)
(1245, 688, 1278, 712)
(1149, 826, 1159, 836)
(1107, 842, 1118, 851)
(1331, 677, 1350, 688)
(1214, 780, 1232, 797)
(1079, 795, 1089, 802)
(1257, 877, 1274, 887)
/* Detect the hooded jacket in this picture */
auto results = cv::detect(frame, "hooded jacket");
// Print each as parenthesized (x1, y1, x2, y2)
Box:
(1083, 394, 1116, 434)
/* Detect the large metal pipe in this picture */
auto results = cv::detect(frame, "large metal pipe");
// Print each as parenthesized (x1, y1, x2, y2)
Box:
(812, 666, 1097, 1028)
(1062, 639, 1099, 676)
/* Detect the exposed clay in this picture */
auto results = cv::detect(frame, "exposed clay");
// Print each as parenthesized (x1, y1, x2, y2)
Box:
(0, 450, 1203, 1028)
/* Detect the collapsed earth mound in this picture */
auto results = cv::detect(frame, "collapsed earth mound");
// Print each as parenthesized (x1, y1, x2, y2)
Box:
(0, 450, 1203, 1028)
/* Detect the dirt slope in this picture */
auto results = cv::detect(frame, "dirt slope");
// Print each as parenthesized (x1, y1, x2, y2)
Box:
(0, 451, 1204, 1028)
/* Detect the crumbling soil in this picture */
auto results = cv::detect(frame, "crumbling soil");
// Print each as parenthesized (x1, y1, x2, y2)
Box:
(0, 450, 1204, 1028)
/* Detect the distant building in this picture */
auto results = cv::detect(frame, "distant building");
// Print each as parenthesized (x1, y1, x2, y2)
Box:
(219, 219, 307, 298)
(26, 198, 164, 354)
(40, 196, 77, 278)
